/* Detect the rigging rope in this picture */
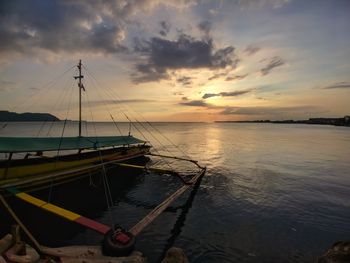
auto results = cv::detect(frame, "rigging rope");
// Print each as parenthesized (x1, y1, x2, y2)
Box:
(36, 73, 75, 137)
(48, 79, 75, 203)
(82, 65, 176, 171)
(82, 65, 190, 159)
(84, 85, 116, 229)
(0, 65, 76, 133)
(82, 72, 130, 146)
(85, 78, 173, 173)
(11, 65, 76, 114)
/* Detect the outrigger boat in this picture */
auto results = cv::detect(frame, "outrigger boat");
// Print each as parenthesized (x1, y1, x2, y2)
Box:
(0, 136, 150, 188)
(0, 60, 150, 189)
(0, 60, 206, 259)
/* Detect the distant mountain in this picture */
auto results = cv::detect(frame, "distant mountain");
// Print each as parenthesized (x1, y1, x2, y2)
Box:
(0, 110, 59, 122)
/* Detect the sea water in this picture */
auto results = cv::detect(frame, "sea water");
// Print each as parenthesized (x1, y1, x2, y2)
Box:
(0, 122, 349, 262)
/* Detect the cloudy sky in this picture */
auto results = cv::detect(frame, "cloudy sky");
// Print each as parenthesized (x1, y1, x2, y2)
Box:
(0, 0, 349, 122)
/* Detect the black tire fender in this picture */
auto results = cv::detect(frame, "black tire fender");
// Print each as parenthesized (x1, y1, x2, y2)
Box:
(102, 225, 135, 257)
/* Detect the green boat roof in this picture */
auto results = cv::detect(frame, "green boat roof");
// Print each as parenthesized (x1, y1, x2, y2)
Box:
(0, 136, 145, 153)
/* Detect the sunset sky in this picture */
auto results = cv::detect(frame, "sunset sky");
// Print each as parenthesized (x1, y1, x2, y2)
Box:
(0, 0, 349, 122)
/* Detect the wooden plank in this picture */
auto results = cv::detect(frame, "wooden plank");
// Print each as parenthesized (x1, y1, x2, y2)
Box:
(14, 191, 80, 221)
(0, 234, 13, 254)
(8, 188, 110, 235)
(41, 203, 80, 221)
(16, 192, 46, 207)
(129, 168, 205, 236)
(75, 217, 110, 235)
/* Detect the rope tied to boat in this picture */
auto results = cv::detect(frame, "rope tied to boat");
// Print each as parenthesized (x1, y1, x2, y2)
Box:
(84, 88, 116, 231)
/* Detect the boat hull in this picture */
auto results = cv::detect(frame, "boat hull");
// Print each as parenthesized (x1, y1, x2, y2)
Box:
(0, 145, 151, 187)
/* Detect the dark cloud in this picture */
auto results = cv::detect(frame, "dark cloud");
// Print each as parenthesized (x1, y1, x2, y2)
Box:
(260, 56, 285, 76)
(244, 45, 260, 56)
(238, 0, 291, 9)
(212, 46, 238, 68)
(133, 37, 151, 53)
(133, 34, 238, 83)
(198, 20, 211, 36)
(225, 74, 248, 81)
(178, 100, 209, 107)
(219, 90, 252, 97)
(208, 72, 227, 81)
(181, 96, 188, 101)
(131, 63, 169, 83)
(207, 70, 245, 81)
(177, 76, 192, 86)
(159, 20, 171, 36)
(0, 0, 133, 56)
(149, 35, 231, 68)
(1, 0, 198, 58)
(323, 82, 350, 89)
(220, 105, 318, 115)
(202, 89, 253, 99)
(202, 93, 217, 99)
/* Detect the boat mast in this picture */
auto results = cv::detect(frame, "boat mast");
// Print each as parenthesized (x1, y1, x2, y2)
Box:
(74, 60, 83, 137)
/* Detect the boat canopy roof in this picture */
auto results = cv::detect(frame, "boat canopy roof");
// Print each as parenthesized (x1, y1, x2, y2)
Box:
(0, 136, 145, 153)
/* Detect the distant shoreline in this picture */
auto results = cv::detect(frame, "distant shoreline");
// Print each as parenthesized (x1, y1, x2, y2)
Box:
(216, 116, 350, 127)
(1, 110, 349, 127)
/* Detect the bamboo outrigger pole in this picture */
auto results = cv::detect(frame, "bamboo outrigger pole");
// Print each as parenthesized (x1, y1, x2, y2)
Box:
(114, 163, 191, 184)
(147, 153, 205, 169)
(129, 167, 206, 236)
(4, 165, 205, 238)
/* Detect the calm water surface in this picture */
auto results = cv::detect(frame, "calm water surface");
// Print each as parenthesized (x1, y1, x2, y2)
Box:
(1, 122, 349, 262)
